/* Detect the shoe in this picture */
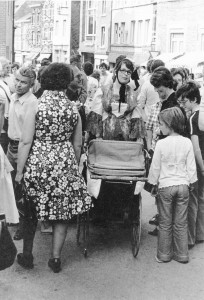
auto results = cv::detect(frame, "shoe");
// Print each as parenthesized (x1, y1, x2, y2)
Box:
(177, 260, 189, 264)
(149, 214, 159, 226)
(17, 253, 34, 269)
(155, 256, 170, 263)
(48, 258, 61, 273)
(148, 228, 158, 236)
(155, 256, 164, 263)
(196, 240, 204, 244)
(13, 228, 24, 240)
(188, 244, 195, 250)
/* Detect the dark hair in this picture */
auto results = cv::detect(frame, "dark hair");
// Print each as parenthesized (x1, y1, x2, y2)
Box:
(172, 67, 187, 81)
(159, 107, 185, 134)
(41, 63, 74, 91)
(11, 62, 20, 70)
(115, 55, 126, 66)
(150, 59, 165, 73)
(150, 66, 174, 89)
(83, 61, 93, 76)
(99, 62, 108, 70)
(146, 59, 154, 73)
(70, 54, 81, 64)
(37, 66, 48, 82)
(176, 81, 201, 104)
(41, 58, 50, 67)
(115, 58, 134, 74)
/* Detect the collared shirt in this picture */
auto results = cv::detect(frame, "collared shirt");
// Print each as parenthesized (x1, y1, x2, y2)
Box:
(8, 91, 38, 140)
(146, 92, 178, 150)
(148, 135, 197, 188)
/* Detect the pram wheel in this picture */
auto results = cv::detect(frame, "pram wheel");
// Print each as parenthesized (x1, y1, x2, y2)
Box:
(131, 196, 142, 258)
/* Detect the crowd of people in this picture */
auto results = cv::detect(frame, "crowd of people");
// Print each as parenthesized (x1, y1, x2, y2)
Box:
(0, 52, 204, 272)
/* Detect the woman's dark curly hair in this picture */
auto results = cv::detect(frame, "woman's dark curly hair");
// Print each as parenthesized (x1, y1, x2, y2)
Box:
(150, 66, 174, 89)
(41, 63, 74, 91)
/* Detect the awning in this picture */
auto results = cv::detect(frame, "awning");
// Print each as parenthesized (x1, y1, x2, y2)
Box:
(108, 51, 150, 65)
(37, 53, 51, 62)
(25, 52, 39, 60)
(140, 52, 184, 67)
(166, 52, 204, 71)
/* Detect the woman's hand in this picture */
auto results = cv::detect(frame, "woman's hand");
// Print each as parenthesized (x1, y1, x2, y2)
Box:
(15, 173, 23, 184)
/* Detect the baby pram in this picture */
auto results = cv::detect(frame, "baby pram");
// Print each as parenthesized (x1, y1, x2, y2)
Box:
(77, 139, 148, 258)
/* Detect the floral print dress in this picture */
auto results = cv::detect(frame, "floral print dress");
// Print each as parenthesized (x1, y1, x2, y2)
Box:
(23, 90, 92, 221)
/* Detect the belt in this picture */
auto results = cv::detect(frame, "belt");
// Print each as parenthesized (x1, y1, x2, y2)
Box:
(9, 138, 19, 145)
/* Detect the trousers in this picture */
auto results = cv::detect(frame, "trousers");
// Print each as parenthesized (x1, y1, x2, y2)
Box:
(157, 185, 189, 262)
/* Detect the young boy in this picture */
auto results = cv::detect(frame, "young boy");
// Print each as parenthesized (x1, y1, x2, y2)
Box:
(177, 81, 204, 248)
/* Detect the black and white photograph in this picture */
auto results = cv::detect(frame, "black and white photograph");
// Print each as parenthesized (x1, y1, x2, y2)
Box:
(0, 0, 204, 299)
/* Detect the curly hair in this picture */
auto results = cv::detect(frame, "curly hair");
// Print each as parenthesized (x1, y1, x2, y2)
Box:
(159, 107, 185, 134)
(150, 66, 174, 89)
(176, 81, 201, 104)
(172, 67, 187, 81)
(41, 63, 74, 91)
(19, 66, 36, 86)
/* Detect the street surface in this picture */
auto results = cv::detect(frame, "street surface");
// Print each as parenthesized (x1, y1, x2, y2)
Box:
(1, 190, 204, 300)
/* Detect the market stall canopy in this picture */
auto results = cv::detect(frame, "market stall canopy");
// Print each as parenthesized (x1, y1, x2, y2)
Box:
(166, 52, 204, 71)
(25, 52, 39, 61)
(140, 52, 184, 67)
(37, 53, 51, 62)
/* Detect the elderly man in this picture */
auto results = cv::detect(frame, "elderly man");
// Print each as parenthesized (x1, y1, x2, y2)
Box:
(0, 57, 12, 154)
(7, 66, 38, 240)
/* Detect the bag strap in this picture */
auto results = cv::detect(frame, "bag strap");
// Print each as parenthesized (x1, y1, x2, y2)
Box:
(0, 84, 10, 103)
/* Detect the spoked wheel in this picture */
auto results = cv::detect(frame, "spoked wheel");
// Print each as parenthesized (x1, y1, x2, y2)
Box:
(131, 197, 142, 258)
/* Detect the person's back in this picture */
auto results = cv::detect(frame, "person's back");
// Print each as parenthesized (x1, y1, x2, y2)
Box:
(150, 135, 196, 188)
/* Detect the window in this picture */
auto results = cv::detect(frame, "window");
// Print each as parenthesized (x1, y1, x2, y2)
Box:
(55, 21, 59, 35)
(37, 11, 40, 24)
(201, 34, 204, 52)
(170, 33, 184, 53)
(101, 26, 105, 46)
(130, 21, 135, 44)
(144, 19, 150, 45)
(137, 20, 143, 45)
(63, 20, 66, 36)
(114, 23, 119, 43)
(86, 0, 96, 36)
(102, 0, 106, 14)
(36, 31, 41, 45)
(32, 31, 35, 45)
(121, 22, 125, 43)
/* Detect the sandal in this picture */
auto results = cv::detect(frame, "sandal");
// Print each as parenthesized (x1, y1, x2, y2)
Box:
(48, 258, 61, 273)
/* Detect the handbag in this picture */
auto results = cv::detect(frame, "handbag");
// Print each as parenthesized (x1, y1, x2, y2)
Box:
(87, 139, 146, 177)
(0, 214, 17, 271)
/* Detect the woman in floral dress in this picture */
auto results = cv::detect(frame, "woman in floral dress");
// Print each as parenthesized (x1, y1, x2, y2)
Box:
(15, 63, 92, 273)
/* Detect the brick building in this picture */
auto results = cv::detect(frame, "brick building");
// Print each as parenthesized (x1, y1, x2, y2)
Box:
(156, 0, 204, 53)
(0, 1, 14, 61)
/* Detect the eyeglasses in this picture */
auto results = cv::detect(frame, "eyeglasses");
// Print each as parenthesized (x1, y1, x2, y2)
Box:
(177, 98, 189, 105)
(119, 69, 132, 76)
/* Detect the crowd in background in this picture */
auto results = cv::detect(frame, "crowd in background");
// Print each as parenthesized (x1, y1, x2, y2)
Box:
(0, 52, 204, 271)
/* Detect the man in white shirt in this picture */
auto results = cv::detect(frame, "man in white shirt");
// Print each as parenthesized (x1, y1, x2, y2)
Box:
(137, 59, 165, 118)
(7, 66, 38, 240)
(0, 57, 12, 154)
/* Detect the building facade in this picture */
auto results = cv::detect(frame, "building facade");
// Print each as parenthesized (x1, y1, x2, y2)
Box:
(0, 1, 14, 61)
(156, 0, 204, 54)
(52, 0, 71, 63)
